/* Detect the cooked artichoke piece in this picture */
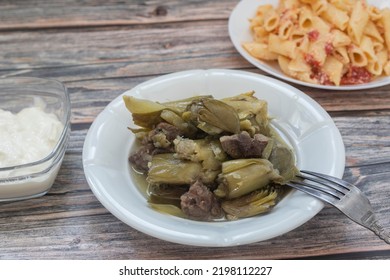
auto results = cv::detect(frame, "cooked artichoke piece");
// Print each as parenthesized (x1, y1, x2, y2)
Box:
(266, 126, 299, 182)
(195, 121, 224, 135)
(174, 138, 227, 170)
(268, 142, 299, 183)
(124, 96, 200, 136)
(125, 91, 300, 221)
(173, 137, 225, 184)
(163, 95, 212, 114)
(222, 91, 270, 136)
(214, 158, 283, 199)
(123, 95, 167, 114)
(123, 96, 170, 128)
(222, 188, 278, 220)
(184, 97, 240, 135)
(148, 184, 188, 207)
(147, 153, 202, 185)
(200, 98, 240, 134)
(160, 109, 197, 137)
(261, 138, 274, 159)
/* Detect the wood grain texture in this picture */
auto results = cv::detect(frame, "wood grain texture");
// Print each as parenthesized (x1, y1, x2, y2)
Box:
(1, 116, 389, 260)
(0, 0, 389, 260)
(0, 0, 238, 30)
(0, 21, 246, 81)
(1, 22, 389, 112)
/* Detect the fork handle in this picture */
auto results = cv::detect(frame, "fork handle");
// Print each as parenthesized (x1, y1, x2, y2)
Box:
(361, 211, 390, 244)
(370, 222, 390, 244)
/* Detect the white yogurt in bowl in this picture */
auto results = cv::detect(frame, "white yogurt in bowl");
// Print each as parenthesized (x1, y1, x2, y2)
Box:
(0, 77, 70, 201)
(0, 107, 64, 171)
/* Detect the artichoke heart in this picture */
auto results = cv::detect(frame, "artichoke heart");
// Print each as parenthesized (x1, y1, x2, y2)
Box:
(174, 138, 227, 170)
(222, 91, 270, 136)
(185, 97, 240, 135)
(215, 158, 283, 199)
(222, 188, 278, 220)
(125, 91, 300, 221)
(123, 96, 169, 128)
(147, 184, 188, 207)
(163, 95, 213, 114)
(147, 153, 202, 185)
(160, 109, 197, 137)
(268, 131, 299, 183)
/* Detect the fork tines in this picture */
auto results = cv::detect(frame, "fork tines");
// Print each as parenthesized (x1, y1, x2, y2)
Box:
(287, 170, 351, 204)
(286, 170, 390, 244)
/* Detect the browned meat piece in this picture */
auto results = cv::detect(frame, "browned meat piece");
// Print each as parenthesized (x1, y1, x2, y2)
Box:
(130, 123, 181, 172)
(180, 180, 223, 221)
(148, 122, 181, 145)
(129, 143, 154, 172)
(220, 131, 269, 158)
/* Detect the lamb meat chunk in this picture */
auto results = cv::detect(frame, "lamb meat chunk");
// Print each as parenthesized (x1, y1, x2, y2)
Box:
(130, 122, 181, 172)
(143, 122, 181, 150)
(129, 143, 154, 172)
(220, 131, 269, 159)
(148, 122, 181, 144)
(180, 180, 223, 221)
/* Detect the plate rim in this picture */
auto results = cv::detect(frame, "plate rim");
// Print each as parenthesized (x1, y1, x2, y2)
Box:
(82, 69, 346, 246)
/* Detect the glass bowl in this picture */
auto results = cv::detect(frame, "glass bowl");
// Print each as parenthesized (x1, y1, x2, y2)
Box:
(0, 77, 71, 201)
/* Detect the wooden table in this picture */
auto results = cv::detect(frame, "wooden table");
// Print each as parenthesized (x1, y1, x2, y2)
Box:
(1, 0, 389, 260)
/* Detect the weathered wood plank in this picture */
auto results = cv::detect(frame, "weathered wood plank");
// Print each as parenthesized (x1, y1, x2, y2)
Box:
(0, 0, 238, 30)
(2, 114, 389, 260)
(0, 21, 248, 78)
(1, 22, 389, 113)
(1, 158, 389, 259)
(335, 117, 390, 167)
(1, 0, 390, 261)
(294, 85, 390, 112)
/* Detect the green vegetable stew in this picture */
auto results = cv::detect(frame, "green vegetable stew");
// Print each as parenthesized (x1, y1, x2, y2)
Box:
(124, 91, 298, 221)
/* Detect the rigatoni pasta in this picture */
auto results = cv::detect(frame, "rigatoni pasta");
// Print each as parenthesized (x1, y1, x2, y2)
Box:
(348, 1, 369, 44)
(382, 8, 390, 52)
(321, 3, 349, 31)
(243, 0, 390, 86)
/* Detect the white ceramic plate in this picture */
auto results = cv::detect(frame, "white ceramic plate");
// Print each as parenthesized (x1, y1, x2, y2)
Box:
(229, 0, 390, 90)
(83, 69, 345, 247)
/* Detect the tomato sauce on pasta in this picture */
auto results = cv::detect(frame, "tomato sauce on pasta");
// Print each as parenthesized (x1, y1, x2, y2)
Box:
(242, 0, 390, 86)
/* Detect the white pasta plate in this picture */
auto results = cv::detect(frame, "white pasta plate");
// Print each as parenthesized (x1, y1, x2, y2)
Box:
(82, 69, 345, 247)
(229, 0, 390, 90)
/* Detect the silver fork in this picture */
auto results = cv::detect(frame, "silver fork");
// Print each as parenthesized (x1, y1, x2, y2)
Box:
(286, 170, 390, 244)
